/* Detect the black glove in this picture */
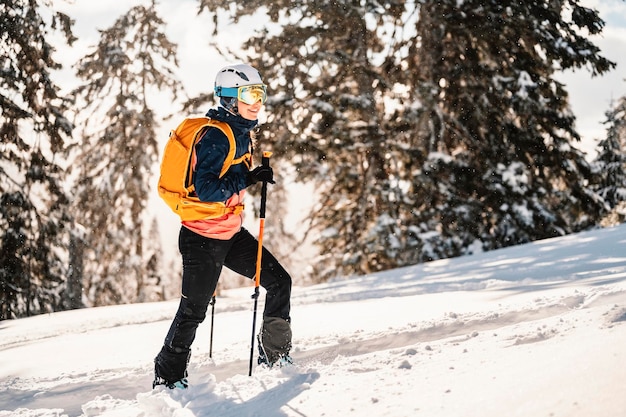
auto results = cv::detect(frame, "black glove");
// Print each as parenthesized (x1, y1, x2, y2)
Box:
(247, 165, 275, 185)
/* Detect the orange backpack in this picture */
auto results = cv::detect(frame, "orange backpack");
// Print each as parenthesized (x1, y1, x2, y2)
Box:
(157, 117, 250, 221)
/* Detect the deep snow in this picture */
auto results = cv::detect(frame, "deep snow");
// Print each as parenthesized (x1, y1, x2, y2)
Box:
(1, 224, 626, 417)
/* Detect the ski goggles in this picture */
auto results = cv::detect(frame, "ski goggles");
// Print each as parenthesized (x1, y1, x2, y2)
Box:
(218, 84, 267, 105)
(238, 84, 267, 105)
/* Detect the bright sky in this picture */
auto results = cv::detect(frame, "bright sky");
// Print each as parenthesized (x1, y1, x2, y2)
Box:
(555, 0, 626, 156)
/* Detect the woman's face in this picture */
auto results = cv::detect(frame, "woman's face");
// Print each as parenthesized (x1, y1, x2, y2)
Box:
(238, 100, 263, 121)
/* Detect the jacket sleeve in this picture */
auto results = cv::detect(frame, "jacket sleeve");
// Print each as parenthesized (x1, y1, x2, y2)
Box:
(193, 127, 248, 202)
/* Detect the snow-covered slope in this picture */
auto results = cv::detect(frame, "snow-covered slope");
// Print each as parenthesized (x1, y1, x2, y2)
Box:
(2, 224, 626, 417)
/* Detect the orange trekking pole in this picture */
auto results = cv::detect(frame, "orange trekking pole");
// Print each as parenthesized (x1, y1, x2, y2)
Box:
(248, 151, 272, 376)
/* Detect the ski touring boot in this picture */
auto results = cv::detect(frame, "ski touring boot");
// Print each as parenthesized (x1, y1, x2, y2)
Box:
(258, 334, 294, 368)
(153, 351, 190, 389)
(257, 317, 293, 368)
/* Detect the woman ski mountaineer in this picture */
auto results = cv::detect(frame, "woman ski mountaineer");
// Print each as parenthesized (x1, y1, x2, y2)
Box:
(153, 64, 293, 389)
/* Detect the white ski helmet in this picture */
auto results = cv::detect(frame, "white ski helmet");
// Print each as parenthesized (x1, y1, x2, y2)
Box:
(214, 64, 264, 98)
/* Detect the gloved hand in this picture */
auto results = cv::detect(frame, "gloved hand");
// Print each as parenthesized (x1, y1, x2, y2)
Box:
(247, 165, 275, 185)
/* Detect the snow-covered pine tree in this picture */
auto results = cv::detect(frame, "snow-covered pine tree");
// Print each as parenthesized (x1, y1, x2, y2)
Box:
(0, 1, 76, 319)
(409, 1, 614, 259)
(70, 2, 181, 306)
(593, 94, 626, 225)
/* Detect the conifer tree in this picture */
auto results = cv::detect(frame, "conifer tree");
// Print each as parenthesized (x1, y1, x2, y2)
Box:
(0, 0, 76, 319)
(71, 1, 181, 306)
(408, 1, 614, 260)
(594, 94, 626, 224)
(198, 0, 615, 280)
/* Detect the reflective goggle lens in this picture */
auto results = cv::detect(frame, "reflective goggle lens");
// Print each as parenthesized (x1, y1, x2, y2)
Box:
(238, 85, 267, 105)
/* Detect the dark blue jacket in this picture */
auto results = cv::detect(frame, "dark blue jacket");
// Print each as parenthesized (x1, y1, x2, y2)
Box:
(193, 107, 257, 202)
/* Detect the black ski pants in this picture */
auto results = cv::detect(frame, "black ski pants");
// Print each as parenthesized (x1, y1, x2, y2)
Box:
(162, 226, 291, 357)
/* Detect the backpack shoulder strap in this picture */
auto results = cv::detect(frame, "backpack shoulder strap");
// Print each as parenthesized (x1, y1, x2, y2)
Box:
(183, 117, 218, 191)
(205, 119, 236, 178)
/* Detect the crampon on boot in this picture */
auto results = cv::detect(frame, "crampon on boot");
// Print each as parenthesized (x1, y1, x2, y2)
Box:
(258, 334, 293, 367)
(153, 376, 189, 390)
(153, 347, 190, 389)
